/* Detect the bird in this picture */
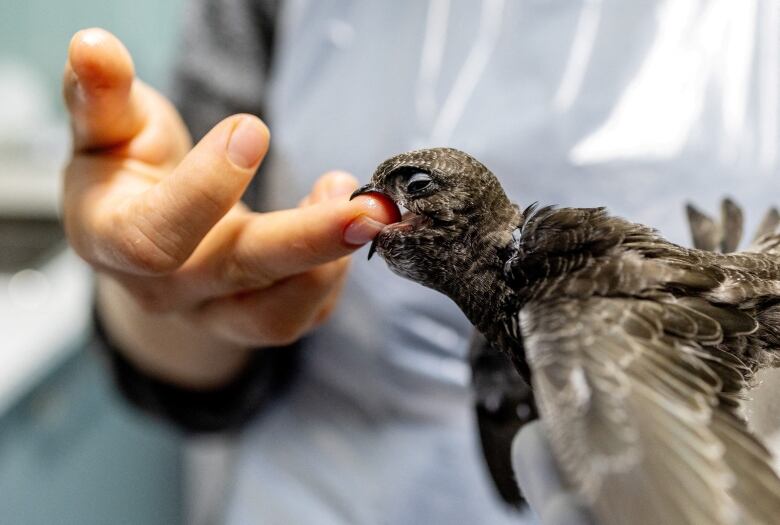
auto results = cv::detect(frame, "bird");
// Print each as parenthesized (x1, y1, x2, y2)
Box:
(351, 147, 780, 525)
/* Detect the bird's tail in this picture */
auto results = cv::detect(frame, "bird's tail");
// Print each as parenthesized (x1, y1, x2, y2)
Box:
(750, 207, 780, 254)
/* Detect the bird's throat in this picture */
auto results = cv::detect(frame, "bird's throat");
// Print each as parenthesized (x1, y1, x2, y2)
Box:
(438, 232, 520, 342)
(453, 271, 518, 341)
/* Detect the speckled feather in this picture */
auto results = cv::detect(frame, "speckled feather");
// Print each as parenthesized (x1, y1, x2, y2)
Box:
(358, 148, 780, 525)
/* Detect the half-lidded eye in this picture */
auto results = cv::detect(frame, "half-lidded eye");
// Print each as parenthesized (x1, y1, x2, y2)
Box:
(406, 172, 433, 194)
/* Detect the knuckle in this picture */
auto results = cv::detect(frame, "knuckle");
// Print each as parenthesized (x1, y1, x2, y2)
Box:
(185, 179, 226, 218)
(109, 206, 186, 274)
(222, 251, 275, 290)
(116, 233, 182, 274)
(221, 254, 253, 289)
(295, 225, 323, 263)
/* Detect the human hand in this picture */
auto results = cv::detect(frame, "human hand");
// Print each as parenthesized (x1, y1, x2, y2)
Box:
(512, 422, 595, 525)
(62, 29, 397, 386)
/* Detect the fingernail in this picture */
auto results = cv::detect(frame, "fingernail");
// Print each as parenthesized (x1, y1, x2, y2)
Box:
(227, 117, 267, 169)
(344, 215, 386, 245)
(327, 172, 358, 200)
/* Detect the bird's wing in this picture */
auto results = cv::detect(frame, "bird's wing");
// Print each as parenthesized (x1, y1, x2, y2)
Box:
(750, 207, 780, 254)
(469, 331, 536, 505)
(720, 198, 744, 253)
(685, 198, 743, 253)
(521, 295, 780, 525)
(752, 207, 780, 246)
(686, 203, 719, 252)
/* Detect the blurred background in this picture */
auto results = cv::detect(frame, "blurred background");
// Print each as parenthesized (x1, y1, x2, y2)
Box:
(0, 1, 190, 523)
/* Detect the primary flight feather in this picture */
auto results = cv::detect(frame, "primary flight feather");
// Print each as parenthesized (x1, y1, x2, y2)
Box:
(352, 147, 780, 525)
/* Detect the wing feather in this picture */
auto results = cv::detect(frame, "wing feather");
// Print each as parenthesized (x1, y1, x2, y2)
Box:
(686, 204, 719, 252)
(521, 296, 780, 525)
(751, 207, 780, 247)
(720, 198, 744, 253)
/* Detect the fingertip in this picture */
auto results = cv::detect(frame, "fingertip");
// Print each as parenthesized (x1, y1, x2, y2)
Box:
(68, 28, 134, 92)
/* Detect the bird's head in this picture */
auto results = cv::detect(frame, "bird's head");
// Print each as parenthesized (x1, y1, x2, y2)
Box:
(351, 148, 518, 293)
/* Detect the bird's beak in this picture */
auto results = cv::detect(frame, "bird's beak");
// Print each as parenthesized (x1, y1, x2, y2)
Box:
(366, 238, 378, 260)
(349, 183, 386, 261)
(349, 183, 381, 201)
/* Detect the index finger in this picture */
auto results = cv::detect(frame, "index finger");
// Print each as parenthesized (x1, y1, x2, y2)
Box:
(221, 194, 399, 289)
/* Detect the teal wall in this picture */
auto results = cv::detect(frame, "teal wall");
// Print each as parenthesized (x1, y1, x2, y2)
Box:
(0, 0, 186, 114)
(0, 347, 184, 525)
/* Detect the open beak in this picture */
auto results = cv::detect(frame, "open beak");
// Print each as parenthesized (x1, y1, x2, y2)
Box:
(350, 183, 387, 260)
(366, 238, 379, 260)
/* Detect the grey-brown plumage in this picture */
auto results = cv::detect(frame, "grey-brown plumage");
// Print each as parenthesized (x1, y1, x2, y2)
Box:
(352, 147, 780, 525)
(686, 198, 744, 253)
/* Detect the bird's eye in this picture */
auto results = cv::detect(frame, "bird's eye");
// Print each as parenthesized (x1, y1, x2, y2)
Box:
(406, 172, 433, 194)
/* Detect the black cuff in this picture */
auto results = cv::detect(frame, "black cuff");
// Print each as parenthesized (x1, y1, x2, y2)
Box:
(94, 306, 300, 434)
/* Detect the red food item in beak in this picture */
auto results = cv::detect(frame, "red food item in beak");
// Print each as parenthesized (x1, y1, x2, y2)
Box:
(355, 191, 402, 225)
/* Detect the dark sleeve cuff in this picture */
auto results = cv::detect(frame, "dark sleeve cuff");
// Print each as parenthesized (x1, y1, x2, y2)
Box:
(94, 306, 300, 434)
